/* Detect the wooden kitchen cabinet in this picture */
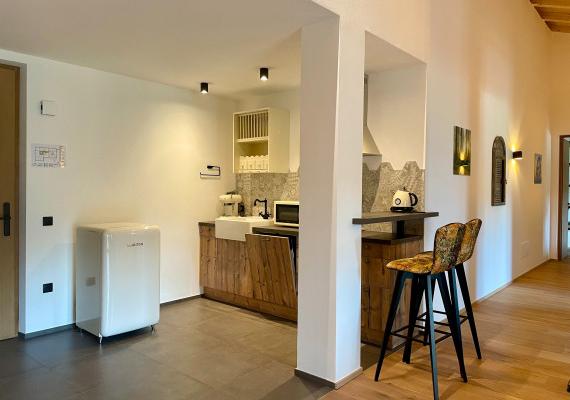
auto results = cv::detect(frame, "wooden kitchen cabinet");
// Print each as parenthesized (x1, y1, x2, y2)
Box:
(199, 223, 422, 349)
(199, 224, 297, 321)
(361, 235, 423, 348)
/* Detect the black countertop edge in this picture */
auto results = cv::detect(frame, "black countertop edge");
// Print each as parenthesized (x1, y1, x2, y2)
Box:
(353, 211, 439, 225)
(252, 225, 299, 237)
(198, 221, 299, 237)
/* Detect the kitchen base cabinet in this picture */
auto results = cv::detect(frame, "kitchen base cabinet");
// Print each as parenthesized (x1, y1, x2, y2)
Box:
(199, 223, 422, 349)
(199, 224, 297, 321)
(361, 235, 423, 349)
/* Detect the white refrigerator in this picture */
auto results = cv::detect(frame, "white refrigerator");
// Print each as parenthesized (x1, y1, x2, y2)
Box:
(76, 223, 160, 342)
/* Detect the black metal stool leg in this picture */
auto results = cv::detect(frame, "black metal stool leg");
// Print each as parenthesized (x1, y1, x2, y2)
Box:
(423, 277, 436, 345)
(456, 263, 482, 359)
(403, 275, 424, 364)
(439, 272, 468, 383)
(425, 275, 439, 400)
(375, 271, 406, 382)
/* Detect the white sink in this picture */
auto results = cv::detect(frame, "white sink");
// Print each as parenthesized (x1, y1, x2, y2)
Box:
(215, 216, 273, 242)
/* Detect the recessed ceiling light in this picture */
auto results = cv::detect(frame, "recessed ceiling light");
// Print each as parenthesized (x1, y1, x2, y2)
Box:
(259, 67, 269, 81)
(200, 82, 209, 94)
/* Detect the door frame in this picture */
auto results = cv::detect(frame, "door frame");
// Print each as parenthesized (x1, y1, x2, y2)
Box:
(557, 135, 570, 260)
(0, 59, 26, 336)
(0, 61, 22, 338)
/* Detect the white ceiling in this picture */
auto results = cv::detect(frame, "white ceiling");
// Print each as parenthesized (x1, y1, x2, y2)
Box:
(0, 0, 334, 98)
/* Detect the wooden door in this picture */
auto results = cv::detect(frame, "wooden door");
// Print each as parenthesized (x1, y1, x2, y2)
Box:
(0, 64, 19, 340)
(245, 234, 296, 309)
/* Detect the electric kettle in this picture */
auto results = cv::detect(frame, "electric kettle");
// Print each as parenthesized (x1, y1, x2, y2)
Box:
(390, 188, 418, 212)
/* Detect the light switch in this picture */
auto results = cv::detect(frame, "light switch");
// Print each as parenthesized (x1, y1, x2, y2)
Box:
(40, 100, 57, 116)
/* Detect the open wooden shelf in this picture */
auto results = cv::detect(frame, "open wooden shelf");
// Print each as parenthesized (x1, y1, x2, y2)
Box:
(236, 136, 268, 144)
(233, 107, 289, 173)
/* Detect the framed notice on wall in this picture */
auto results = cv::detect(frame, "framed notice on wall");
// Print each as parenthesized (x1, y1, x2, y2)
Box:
(32, 144, 66, 168)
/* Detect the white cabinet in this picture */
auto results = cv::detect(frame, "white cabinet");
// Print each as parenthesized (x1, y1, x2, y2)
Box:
(233, 107, 289, 173)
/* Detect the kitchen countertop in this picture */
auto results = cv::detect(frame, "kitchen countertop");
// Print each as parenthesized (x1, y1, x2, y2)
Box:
(353, 211, 439, 225)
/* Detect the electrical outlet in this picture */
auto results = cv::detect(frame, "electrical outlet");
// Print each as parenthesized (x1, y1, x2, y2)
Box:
(521, 241, 530, 259)
(43, 216, 53, 226)
(43, 283, 53, 293)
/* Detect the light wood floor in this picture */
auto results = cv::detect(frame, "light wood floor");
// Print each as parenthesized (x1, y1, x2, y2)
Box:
(326, 259, 570, 400)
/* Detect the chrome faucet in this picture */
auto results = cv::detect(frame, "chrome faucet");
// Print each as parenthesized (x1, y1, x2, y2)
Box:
(254, 198, 271, 220)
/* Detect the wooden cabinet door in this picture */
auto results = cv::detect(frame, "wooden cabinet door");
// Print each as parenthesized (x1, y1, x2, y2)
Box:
(245, 234, 296, 309)
(199, 226, 217, 288)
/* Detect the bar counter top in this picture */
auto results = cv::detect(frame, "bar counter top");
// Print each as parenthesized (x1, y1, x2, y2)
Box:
(353, 211, 439, 225)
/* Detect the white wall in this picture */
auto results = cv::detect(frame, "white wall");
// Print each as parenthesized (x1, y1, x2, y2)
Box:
(424, 0, 551, 305)
(367, 64, 426, 169)
(0, 48, 235, 334)
(297, 16, 364, 384)
(237, 89, 300, 172)
(549, 33, 570, 257)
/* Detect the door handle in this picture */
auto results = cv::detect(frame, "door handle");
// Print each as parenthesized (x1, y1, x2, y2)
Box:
(0, 202, 11, 237)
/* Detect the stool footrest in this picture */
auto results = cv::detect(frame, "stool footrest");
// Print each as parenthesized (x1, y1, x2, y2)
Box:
(390, 323, 453, 345)
(417, 311, 469, 325)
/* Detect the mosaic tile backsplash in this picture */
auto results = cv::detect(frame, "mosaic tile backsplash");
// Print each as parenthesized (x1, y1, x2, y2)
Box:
(236, 170, 299, 217)
(362, 161, 425, 232)
(235, 161, 424, 225)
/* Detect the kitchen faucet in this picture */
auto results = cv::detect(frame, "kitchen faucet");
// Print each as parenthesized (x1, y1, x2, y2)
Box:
(254, 198, 271, 220)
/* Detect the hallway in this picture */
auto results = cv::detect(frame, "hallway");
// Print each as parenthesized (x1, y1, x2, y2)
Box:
(326, 260, 570, 399)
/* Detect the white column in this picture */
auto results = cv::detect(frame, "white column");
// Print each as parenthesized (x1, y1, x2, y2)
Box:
(297, 16, 365, 385)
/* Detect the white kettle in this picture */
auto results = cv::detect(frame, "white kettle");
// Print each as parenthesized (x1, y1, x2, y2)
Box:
(390, 188, 418, 212)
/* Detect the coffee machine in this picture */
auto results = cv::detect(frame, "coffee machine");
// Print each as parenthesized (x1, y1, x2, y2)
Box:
(219, 193, 242, 217)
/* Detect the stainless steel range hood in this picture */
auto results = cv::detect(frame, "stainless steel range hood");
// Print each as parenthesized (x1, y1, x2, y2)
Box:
(363, 75, 381, 156)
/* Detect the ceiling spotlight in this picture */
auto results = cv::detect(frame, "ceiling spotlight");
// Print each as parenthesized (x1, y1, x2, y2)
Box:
(200, 82, 209, 94)
(259, 67, 269, 81)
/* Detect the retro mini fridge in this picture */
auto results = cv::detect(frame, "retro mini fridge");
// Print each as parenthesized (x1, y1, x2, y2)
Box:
(76, 223, 160, 342)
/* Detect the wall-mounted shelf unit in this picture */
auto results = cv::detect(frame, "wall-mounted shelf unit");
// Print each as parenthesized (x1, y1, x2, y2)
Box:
(233, 107, 289, 173)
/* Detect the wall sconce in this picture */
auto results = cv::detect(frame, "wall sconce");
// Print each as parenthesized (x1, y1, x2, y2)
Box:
(200, 82, 209, 94)
(259, 67, 269, 81)
(512, 150, 523, 160)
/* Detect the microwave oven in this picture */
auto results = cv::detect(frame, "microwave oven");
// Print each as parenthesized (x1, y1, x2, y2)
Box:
(274, 201, 299, 227)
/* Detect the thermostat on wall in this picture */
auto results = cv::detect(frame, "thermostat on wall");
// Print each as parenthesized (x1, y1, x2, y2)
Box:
(40, 100, 57, 116)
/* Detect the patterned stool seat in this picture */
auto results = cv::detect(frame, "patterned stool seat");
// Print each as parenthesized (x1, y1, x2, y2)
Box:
(387, 257, 433, 274)
(414, 250, 433, 259)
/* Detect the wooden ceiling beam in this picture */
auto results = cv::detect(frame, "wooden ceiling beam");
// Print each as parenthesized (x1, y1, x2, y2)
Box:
(537, 9, 570, 21)
(531, 0, 570, 8)
(530, 0, 570, 32)
(547, 20, 570, 31)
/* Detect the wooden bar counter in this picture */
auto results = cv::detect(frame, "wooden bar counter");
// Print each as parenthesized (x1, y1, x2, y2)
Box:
(199, 210, 438, 348)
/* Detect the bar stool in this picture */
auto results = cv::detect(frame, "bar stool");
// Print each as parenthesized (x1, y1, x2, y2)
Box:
(374, 223, 467, 400)
(416, 219, 482, 359)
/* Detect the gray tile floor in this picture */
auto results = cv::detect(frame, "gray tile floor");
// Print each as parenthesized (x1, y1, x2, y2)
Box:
(0, 298, 381, 400)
